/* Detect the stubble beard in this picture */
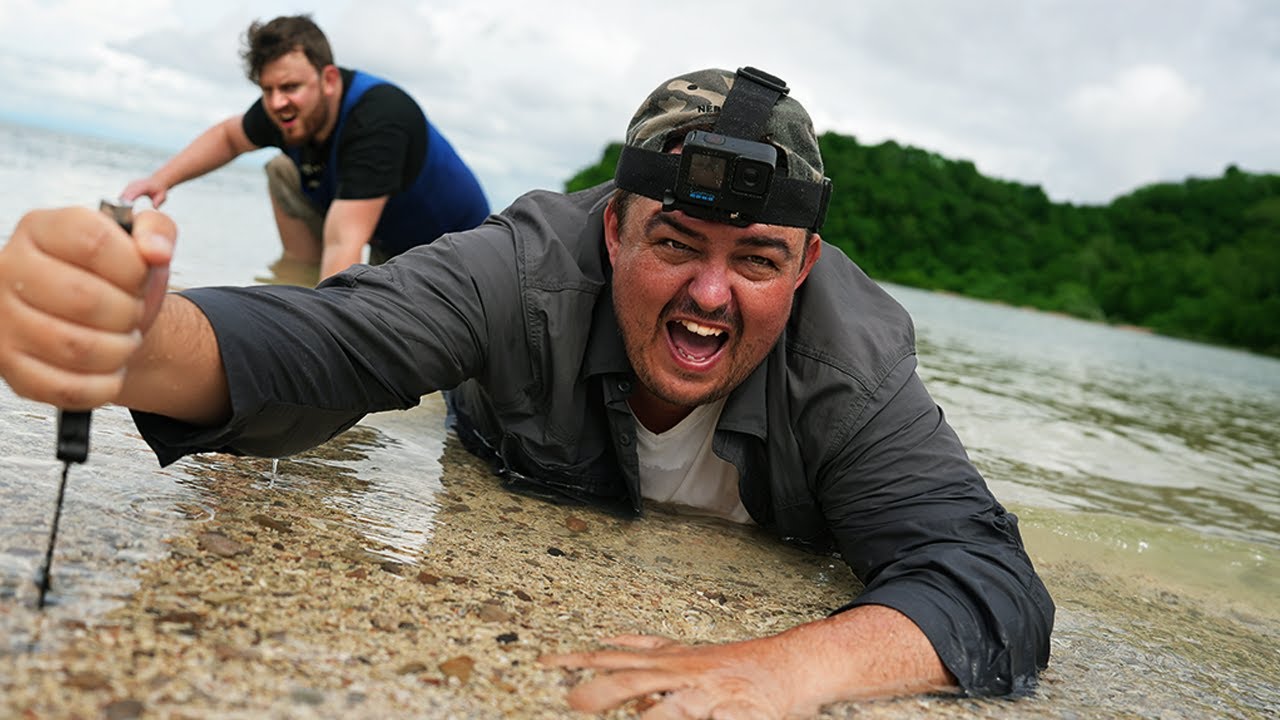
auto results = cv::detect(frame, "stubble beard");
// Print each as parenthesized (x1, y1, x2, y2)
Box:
(613, 290, 767, 412)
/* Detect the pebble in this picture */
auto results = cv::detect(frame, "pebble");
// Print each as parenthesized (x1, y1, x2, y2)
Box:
(196, 532, 250, 558)
(103, 698, 144, 720)
(438, 655, 475, 684)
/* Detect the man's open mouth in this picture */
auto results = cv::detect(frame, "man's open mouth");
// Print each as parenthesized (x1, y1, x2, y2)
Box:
(667, 319, 728, 363)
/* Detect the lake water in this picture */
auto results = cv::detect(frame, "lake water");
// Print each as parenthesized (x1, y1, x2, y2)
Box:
(1, 121, 1277, 717)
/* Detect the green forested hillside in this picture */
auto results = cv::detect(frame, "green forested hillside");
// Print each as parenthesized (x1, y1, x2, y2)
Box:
(566, 134, 1280, 357)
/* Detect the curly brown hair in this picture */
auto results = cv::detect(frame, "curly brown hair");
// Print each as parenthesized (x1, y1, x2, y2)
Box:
(240, 14, 334, 84)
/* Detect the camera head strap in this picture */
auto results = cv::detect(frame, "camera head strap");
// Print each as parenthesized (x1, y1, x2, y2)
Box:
(614, 66, 832, 232)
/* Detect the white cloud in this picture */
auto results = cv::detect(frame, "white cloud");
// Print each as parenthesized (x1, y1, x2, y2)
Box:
(1068, 64, 1203, 132)
(1, 0, 1278, 208)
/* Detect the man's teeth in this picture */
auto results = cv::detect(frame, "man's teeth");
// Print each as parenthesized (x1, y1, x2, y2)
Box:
(679, 320, 723, 337)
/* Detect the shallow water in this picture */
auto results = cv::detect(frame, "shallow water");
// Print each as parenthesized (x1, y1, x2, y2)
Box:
(1, 122, 1279, 716)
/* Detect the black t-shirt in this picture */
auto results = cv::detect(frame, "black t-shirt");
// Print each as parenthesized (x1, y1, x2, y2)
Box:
(242, 68, 428, 200)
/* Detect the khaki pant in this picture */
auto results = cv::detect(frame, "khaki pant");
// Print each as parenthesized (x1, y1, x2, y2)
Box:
(263, 155, 394, 266)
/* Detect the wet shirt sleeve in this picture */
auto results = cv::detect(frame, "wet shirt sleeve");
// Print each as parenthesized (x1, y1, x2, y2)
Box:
(816, 356, 1055, 696)
(133, 220, 521, 465)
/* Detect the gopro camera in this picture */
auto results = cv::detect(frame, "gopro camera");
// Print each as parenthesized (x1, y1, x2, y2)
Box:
(615, 66, 832, 231)
(672, 130, 777, 223)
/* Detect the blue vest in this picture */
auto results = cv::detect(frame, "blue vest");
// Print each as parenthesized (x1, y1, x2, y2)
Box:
(287, 71, 490, 256)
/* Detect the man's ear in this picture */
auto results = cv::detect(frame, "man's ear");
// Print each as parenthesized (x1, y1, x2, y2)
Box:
(603, 196, 622, 267)
(795, 232, 823, 289)
(321, 64, 341, 94)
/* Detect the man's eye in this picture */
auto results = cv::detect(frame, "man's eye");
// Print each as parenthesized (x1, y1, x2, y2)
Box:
(746, 255, 779, 269)
(660, 239, 692, 252)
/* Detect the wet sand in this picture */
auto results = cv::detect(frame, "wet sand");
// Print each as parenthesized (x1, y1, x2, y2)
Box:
(2, 426, 1277, 719)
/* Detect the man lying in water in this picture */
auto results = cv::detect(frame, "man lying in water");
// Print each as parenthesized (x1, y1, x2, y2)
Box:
(0, 65, 1053, 718)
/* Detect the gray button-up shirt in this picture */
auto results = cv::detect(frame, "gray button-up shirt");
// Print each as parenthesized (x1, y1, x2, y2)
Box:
(137, 182, 1053, 696)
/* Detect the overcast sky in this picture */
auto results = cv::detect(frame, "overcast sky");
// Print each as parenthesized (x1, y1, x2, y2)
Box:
(1, 0, 1277, 210)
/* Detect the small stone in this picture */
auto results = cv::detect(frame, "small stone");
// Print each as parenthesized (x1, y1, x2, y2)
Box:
(416, 571, 441, 585)
(250, 513, 293, 533)
(397, 661, 429, 675)
(213, 643, 261, 662)
(496, 632, 519, 644)
(564, 516, 588, 533)
(477, 603, 513, 623)
(371, 614, 399, 631)
(290, 687, 326, 706)
(338, 548, 383, 565)
(547, 547, 565, 557)
(103, 699, 144, 720)
(197, 532, 250, 558)
(202, 591, 241, 606)
(64, 670, 111, 691)
(155, 610, 205, 626)
(439, 655, 475, 684)
(514, 589, 532, 602)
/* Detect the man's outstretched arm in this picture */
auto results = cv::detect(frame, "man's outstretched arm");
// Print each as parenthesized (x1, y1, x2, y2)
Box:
(120, 116, 257, 208)
(319, 196, 390, 279)
(542, 603, 955, 718)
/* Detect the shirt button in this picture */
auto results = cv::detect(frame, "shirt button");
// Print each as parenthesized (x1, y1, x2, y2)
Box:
(619, 434, 632, 446)
(618, 380, 632, 393)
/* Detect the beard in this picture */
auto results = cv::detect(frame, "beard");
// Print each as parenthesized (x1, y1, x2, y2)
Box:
(613, 288, 770, 412)
(278, 97, 332, 147)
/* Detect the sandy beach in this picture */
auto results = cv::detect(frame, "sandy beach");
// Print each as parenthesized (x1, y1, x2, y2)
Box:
(2, 421, 1277, 719)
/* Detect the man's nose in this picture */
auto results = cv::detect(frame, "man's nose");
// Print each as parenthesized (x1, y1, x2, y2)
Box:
(686, 262, 733, 313)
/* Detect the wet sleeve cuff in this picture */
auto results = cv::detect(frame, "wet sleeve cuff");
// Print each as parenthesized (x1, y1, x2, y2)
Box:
(832, 543, 1054, 697)
(130, 286, 373, 466)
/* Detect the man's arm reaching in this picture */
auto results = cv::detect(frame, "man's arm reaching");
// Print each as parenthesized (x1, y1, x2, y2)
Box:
(542, 603, 955, 718)
(319, 196, 390, 279)
(120, 115, 258, 208)
(117, 294, 230, 426)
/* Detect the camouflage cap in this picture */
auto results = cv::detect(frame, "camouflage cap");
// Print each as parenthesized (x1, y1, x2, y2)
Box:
(623, 67, 824, 183)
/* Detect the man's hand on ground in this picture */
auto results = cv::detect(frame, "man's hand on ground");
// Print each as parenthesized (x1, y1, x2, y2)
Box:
(541, 632, 820, 720)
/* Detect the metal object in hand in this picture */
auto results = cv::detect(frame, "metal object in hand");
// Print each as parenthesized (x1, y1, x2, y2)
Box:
(35, 199, 134, 610)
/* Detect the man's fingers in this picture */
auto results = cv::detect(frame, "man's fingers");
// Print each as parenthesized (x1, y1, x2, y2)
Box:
(131, 210, 177, 331)
(22, 207, 150, 294)
(5, 296, 142, 373)
(11, 253, 145, 333)
(541, 646, 666, 671)
(130, 209, 177, 267)
(601, 633, 679, 650)
(0, 351, 125, 410)
(640, 688, 718, 720)
(540, 634, 680, 669)
(565, 669, 685, 713)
